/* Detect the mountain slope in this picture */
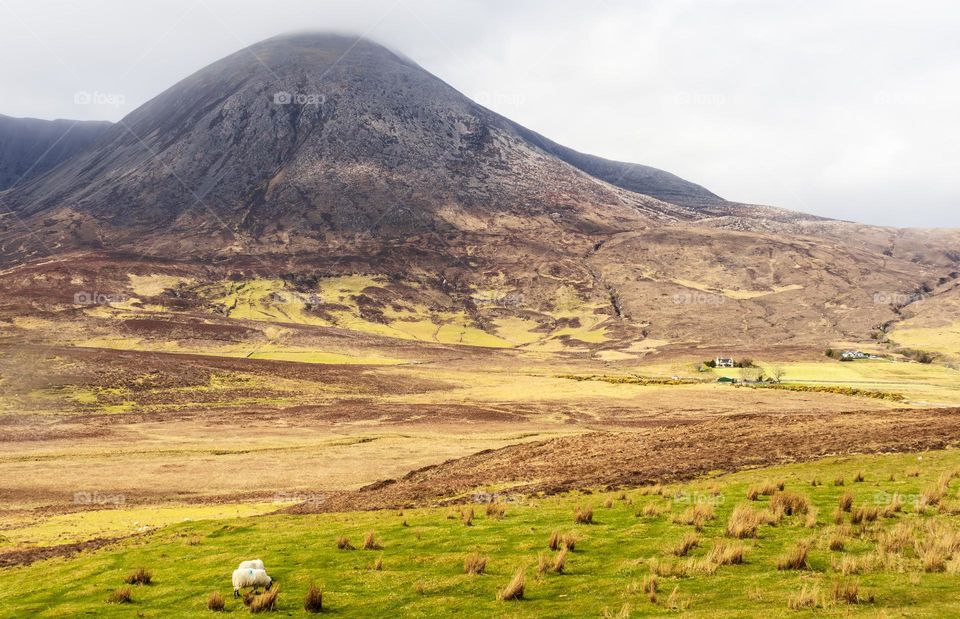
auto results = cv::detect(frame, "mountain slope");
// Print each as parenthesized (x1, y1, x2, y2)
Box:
(0, 114, 111, 190)
(0, 33, 957, 353)
(0, 34, 700, 260)
(505, 121, 724, 209)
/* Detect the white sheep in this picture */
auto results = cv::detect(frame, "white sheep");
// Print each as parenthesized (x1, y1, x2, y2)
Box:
(237, 559, 265, 571)
(232, 568, 272, 597)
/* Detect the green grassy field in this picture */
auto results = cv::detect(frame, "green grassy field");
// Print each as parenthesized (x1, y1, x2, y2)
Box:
(6, 450, 960, 617)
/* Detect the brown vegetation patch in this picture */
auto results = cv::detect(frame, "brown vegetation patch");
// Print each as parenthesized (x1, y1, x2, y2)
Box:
(291, 408, 960, 513)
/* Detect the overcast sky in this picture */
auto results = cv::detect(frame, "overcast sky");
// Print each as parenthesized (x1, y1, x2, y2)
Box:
(1, 0, 957, 227)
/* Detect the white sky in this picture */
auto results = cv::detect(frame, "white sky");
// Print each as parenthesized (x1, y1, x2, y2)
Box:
(1, 0, 958, 227)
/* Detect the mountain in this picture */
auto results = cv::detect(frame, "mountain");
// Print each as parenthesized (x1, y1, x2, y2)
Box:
(0, 114, 111, 190)
(504, 122, 724, 209)
(0, 33, 716, 259)
(0, 32, 957, 353)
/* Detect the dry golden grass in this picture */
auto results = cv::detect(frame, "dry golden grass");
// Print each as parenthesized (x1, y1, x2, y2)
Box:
(834, 476, 845, 486)
(925, 521, 960, 554)
(776, 541, 810, 570)
(496, 568, 525, 601)
(537, 552, 549, 575)
(883, 493, 904, 517)
(947, 556, 960, 574)
(664, 586, 689, 611)
(919, 485, 945, 510)
(838, 491, 854, 512)
(641, 574, 658, 602)
(769, 491, 811, 516)
(603, 498, 614, 508)
(938, 501, 960, 515)
(373, 555, 384, 571)
(879, 522, 914, 554)
(834, 555, 860, 576)
(832, 578, 872, 604)
(854, 470, 865, 483)
(124, 567, 152, 585)
(725, 503, 765, 538)
(787, 585, 820, 610)
(638, 484, 663, 496)
(537, 549, 568, 575)
(485, 503, 506, 519)
(574, 505, 594, 524)
(462, 508, 474, 527)
(647, 557, 688, 578)
(746, 480, 781, 500)
(304, 582, 323, 613)
(851, 505, 879, 524)
(464, 553, 488, 575)
(670, 532, 700, 557)
(708, 540, 745, 565)
(414, 581, 426, 595)
(548, 530, 560, 550)
(828, 531, 846, 551)
(685, 557, 718, 575)
(250, 586, 279, 613)
(907, 467, 921, 477)
(106, 587, 132, 604)
(336, 535, 354, 550)
(207, 591, 225, 612)
(805, 507, 819, 528)
(553, 548, 568, 574)
(672, 503, 715, 530)
(637, 502, 668, 518)
(242, 590, 256, 607)
(601, 604, 631, 619)
(361, 530, 382, 550)
(922, 549, 946, 573)
(833, 551, 896, 576)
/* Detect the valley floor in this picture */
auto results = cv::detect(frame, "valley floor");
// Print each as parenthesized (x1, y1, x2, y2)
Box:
(1, 270, 959, 616)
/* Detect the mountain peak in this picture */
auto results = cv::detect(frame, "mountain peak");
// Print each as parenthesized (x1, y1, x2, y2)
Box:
(1, 33, 722, 261)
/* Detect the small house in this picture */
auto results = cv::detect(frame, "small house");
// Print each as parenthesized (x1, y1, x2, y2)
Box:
(715, 357, 735, 368)
(841, 350, 869, 361)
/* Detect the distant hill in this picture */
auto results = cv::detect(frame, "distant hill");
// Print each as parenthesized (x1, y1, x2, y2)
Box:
(0, 114, 111, 190)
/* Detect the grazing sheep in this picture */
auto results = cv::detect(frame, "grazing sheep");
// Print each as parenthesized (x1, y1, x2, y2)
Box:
(232, 568, 272, 598)
(238, 559, 265, 571)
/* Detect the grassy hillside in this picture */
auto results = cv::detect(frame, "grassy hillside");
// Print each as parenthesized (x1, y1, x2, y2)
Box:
(6, 450, 960, 617)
